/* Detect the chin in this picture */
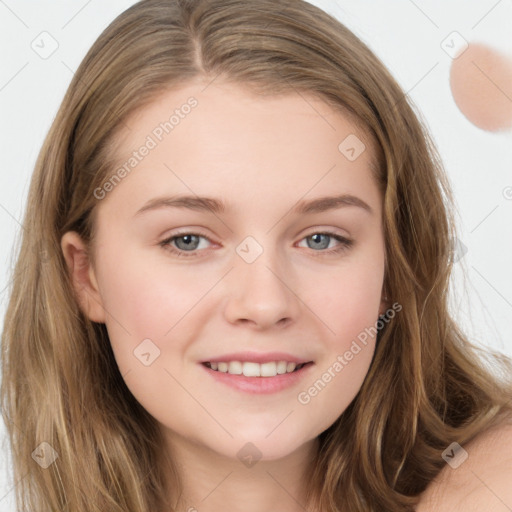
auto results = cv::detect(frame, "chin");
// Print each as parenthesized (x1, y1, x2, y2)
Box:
(225, 429, 315, 463)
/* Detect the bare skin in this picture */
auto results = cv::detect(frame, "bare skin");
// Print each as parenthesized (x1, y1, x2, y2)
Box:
(62, 78, 390, 511)
(417, 419, 512, 511)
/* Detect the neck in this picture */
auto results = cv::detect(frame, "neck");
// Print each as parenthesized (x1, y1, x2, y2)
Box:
(163, 432, 320, 512)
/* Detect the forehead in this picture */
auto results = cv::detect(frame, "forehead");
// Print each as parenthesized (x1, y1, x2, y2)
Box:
(98, 79, 381, 217)
(118, 80, 375, 155)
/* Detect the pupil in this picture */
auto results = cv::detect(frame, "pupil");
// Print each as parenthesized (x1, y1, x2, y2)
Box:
(176, 234, 199, 250)
(309, 233, 329, 250)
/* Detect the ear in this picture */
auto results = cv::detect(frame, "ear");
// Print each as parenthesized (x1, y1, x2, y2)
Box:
(60, 231, 106, 323)
(379, 293, 389, 317)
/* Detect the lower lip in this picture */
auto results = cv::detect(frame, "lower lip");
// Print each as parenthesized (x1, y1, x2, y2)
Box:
(199, 362, 315, 394)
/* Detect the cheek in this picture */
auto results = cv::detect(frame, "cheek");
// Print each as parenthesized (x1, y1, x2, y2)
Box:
(296, 256, 383, 423)
(95, 248, 210, 366)
(306, 256, 384, 339)
(298, 279, 381, 433)
(299, 348, 375, 437)
(95, 252, 209, 421)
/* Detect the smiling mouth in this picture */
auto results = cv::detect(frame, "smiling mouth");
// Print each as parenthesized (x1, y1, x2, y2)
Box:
(202, 361, 313, 377)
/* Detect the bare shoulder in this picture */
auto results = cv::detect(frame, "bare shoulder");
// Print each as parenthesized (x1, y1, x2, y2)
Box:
(416, 416, 512, 512)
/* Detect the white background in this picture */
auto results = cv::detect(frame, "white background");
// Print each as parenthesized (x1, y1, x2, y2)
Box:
(1, 1, 511, 509)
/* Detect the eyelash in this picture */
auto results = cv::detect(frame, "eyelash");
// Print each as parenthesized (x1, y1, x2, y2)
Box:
(158, 230, 354, 259)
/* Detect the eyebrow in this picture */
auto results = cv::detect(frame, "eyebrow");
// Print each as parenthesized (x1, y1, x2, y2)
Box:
(134, 193, 374, 217)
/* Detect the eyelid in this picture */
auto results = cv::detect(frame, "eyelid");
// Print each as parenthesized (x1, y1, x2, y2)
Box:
(159, 228, 353, 259)
(158, 229, 216, 258)
(296, 231, 353, 256)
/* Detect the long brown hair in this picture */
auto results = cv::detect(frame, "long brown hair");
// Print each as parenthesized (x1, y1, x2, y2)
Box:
(2, 0, 512, 510)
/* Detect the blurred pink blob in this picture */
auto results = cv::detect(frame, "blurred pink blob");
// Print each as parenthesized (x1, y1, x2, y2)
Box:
(450, 43, 512, 132)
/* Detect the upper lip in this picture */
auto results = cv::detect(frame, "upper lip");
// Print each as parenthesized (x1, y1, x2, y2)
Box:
(201, 351, 314, 364)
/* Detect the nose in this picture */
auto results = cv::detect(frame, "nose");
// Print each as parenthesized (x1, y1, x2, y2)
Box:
(223, 247, 300, 330)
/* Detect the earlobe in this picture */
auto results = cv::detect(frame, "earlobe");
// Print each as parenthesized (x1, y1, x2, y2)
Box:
(379, 294, 389, 317)
(60, 231, 106, 323)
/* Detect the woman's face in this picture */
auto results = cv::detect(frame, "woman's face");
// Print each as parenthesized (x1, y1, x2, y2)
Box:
(67, 79, 387, 462)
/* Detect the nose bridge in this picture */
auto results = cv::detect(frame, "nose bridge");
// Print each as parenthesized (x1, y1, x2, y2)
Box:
(223, 234, 299, 327)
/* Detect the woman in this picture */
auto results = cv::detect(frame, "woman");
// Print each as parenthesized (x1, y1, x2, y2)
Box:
(2, 0, 512, 510)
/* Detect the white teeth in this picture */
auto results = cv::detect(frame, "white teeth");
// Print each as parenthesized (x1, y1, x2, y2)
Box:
(206, 360, 306, 377)
(243, 362, 260, 377)
(228, 361, 243, 375)
(260, 362, 277, 377)
(276, 361, 288, 374)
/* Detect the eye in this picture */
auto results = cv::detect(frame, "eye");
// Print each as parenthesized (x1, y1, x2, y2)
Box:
(159, 232, 213, 258)
(159, 230, 353, 259)
(297, 232, 353, 255)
